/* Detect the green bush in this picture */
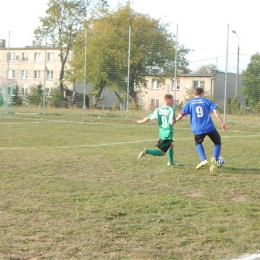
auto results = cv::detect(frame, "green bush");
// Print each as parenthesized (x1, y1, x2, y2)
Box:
(12, 85, 23, 106)
(26, 84, 43, 106)
(227, 96, 241, 114)
(48, 87, 70, 108)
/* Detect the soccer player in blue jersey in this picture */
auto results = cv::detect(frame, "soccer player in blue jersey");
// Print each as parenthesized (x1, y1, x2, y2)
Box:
(175, 87, 227, 172)
(136, 94, 179, 166)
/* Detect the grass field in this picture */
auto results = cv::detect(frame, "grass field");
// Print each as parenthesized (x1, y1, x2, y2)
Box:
(0, 109, 260, 260)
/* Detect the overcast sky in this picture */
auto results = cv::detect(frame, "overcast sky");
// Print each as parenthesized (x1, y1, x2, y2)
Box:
(1, 0, 259, 72)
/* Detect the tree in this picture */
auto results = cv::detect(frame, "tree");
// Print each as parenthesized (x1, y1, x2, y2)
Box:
(183, 88, 211, 103)
(242, 53, 260, 108)
(26, 84, 43, 106)
(227, 96, 241, 114)
(49, 87, 62, 108)
(12, 85, 23, 106)
(0, 90, 4, 107)
(70, 5, 190, 107)
(33, 0, 107, 95)
(196, 64, 217, 74)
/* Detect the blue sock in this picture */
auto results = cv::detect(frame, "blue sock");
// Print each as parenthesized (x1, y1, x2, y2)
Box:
(214, 144, 221, 160)
(196, 144, 206, 161)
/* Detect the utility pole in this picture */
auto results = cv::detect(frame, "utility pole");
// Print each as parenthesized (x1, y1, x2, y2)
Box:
(83, 29, 87, 116)
(232, 30, 239, 97)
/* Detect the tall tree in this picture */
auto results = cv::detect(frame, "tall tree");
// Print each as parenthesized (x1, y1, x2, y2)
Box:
(70, 5, 190, 107)
(242, 53, 260, 108)
(33, 0, 107, 94)
(12, 85, 23, 106)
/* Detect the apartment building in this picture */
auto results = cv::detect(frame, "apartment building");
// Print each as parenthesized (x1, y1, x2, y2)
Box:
(0, 39, 71, 100)
(138, 71, 243, 110)
(74, 70, 243, 110)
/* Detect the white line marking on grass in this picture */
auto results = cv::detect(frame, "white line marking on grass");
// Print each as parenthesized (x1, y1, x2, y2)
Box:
(0, 139, 158, 150)
(231, 253, 260, 260)
(1, 118, 260, 134)
(222, 134, 260, 138)
(0, 134, 259, 150)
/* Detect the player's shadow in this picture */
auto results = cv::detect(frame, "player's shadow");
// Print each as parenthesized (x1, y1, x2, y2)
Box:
(222, 166, 260, 174)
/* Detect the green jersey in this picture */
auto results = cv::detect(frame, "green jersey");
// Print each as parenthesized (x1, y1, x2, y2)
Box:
(148, 106, 175, 140)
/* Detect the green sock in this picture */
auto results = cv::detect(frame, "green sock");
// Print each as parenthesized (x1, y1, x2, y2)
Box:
(145, 149, 163, 156)
(167, 148, 174, 163)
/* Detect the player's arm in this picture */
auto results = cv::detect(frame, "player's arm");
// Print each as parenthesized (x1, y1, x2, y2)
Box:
(213, 109, 227, 131)
(174, 111, 185, 123)
(136, 117, 150, 124)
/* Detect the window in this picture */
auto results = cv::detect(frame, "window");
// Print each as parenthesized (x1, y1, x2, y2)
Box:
(34, 53, 41, 62)
(171, 80, 180, 90)
(151, 99, 159, 109)
(7, 87, 13, 96)
(22, 85, 28, 95)
(22, 52, 28, 61)
(21, 70, 28, 79)
(193, 80, 205, 89)
(7, 52, 16, 61)
(151, 80, 159, 90)
(47, 52, 54, 62)
(34, 70, 40, 79)
(47, 70, 53, 79)
(7, 70, 15, 79)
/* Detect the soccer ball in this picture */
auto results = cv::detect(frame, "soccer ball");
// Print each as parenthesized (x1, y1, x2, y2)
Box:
(217, 157, 225, 167)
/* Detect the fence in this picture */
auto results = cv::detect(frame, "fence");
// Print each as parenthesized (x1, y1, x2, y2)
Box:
(0, 26, 259, 118)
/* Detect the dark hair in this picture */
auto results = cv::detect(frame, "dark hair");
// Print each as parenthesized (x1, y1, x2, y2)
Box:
(164, 94, 173, 100)
(194, 87, 204, 96)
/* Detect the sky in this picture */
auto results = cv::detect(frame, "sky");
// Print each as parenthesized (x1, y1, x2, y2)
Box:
(1, 0, 259, 73)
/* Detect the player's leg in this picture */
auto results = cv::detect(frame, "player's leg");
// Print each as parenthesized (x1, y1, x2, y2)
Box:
(208, 130, 221, 172)
(138, 139, 166, 159)
(166, 141, 180, 166)
(208, 130, 221, 159)
(195, 134, 208, 169)
(138, 148, 164, 159)
(166, 142, 174, 165)
(145, 149, 164, 156)
(167, 143, 174, 164)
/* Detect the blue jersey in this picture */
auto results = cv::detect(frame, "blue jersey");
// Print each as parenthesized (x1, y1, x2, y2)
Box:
(182, 97, 217, 135)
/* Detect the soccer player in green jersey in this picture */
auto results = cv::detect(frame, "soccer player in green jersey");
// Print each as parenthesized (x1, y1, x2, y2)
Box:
(136, 94, 179, 166)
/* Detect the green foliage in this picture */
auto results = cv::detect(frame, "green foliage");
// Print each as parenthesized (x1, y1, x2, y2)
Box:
(0, 89, 4, 107)
(242, 53, 260, 108)
(12, 85, 23, 106)
(196, 64, 217, 73)
(254, 100, 260, 113)
(227, 96, 241, 114)
(26, 84, 43, 106)
(70, 5, 190, 106)
(49, 87, 63, 108)
(183, 87, 211, 103)
(34, 0, 107, 92)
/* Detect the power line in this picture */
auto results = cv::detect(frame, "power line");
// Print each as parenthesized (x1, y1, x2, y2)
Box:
(189, 53, 251, 64)
(189, 53, 237, 64)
